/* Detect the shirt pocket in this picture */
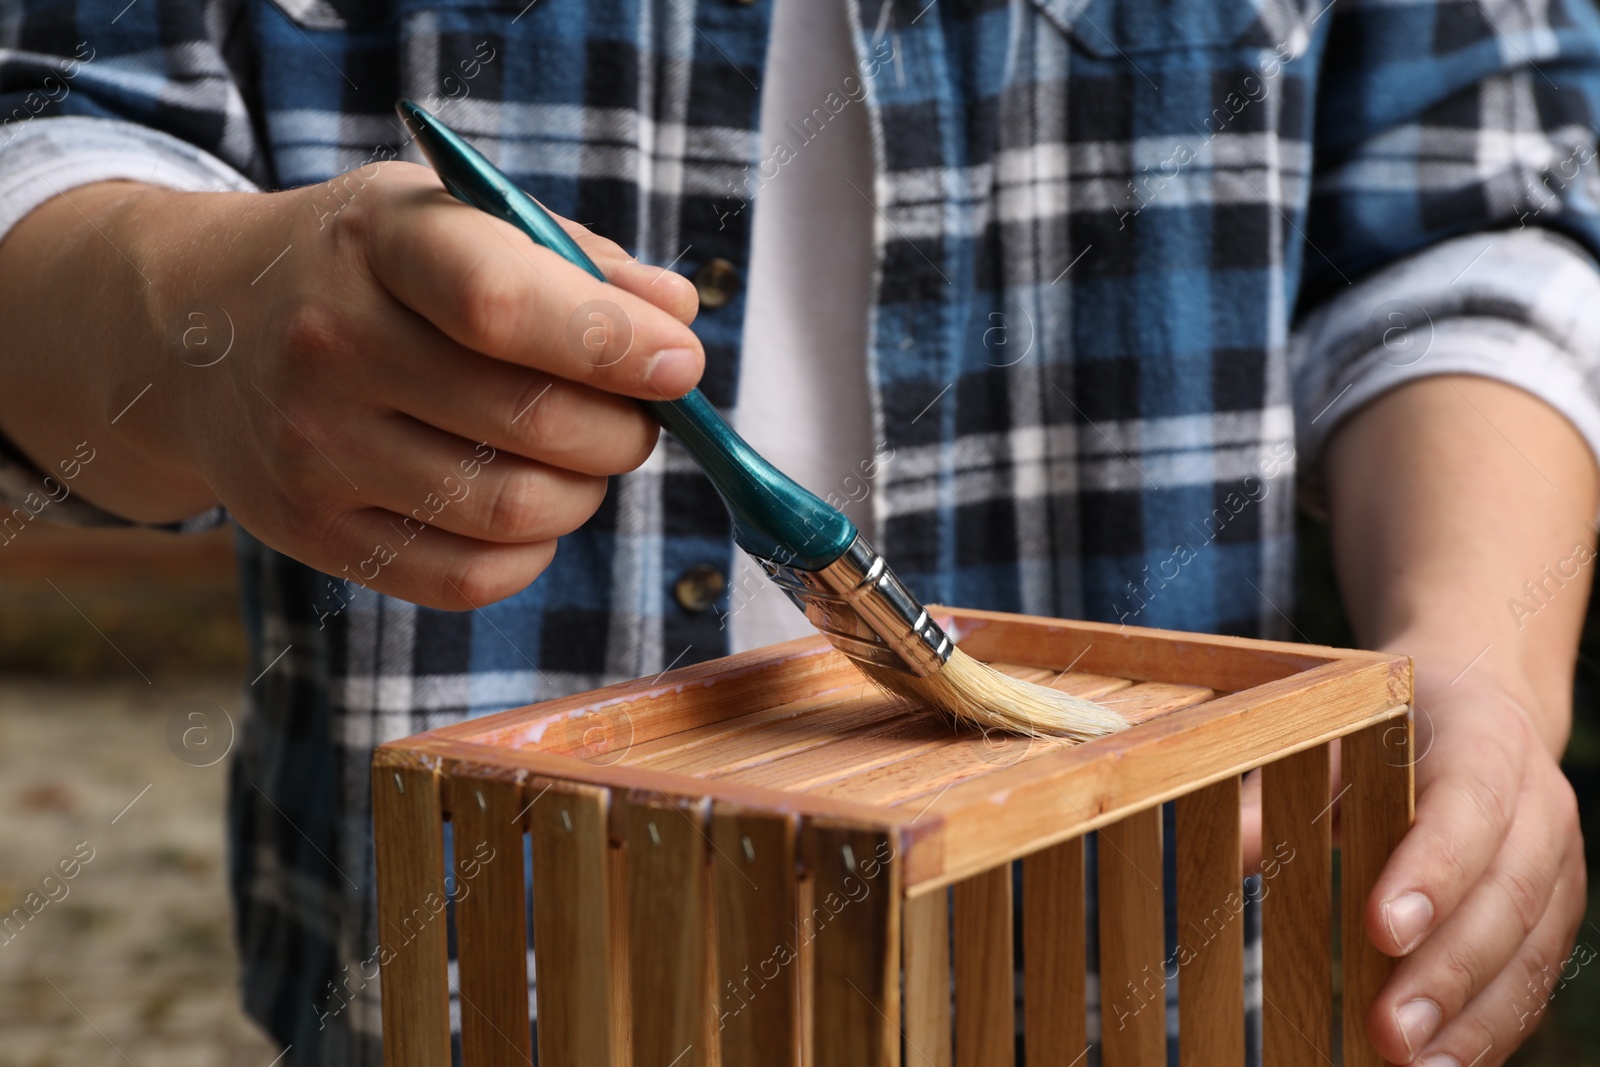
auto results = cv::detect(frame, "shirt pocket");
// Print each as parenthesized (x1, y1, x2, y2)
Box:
(1029, 0, 1311, 57)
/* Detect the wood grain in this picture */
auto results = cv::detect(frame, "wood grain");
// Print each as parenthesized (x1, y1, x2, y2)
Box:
(630, 693, 898, 772)
(619, 793, 713, 1067)
(1340, 717, 1415, 1067)
(937, 606, 1380, 690)
(907, 656, 1407, 892)
(877, 682, 1211, 811)
(1096, 682, 1216, 725)
(798, 869, 815, 1067)
(372, 754, 452, 1067)
(1097, 807, 1166, 1067)
(988, 666, 1129, 689)
(953, 865, 1013, 1067)
(438, 637, 860, 749)
(730, 675, 1188, 804)
(820, 676, 1135, 807)
(650, 670, 1131, 786)
(1174, 776, 1244, 1066)
(527, 779, 616, 1067)
(1261, 744, 1333, 1066)
(405, 736, 922, 836)
(805, 822, 901, 1067)
(608, 841, 631, 1067)
(903, 890, 952, 1067)
(452, 769, 533, 1067)
(711, 806, 801, 1067)
(723, 715, 953, 792)
(1022, 838, 1086, 1067)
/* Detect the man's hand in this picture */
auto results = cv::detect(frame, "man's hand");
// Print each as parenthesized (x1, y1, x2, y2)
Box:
(1325, 375, 1596, 1066)
(0, 163, 703, 608)
(1360, 653, 1587, 1065)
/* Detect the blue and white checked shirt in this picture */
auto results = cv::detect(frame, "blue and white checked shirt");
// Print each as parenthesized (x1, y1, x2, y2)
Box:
(7, 0, 1600, 1062)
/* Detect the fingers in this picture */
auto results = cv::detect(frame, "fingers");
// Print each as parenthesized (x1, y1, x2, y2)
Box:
(1365, 724, 1526, 958)
(1364, 767, 1578, 1062)
(334, 412, 609, 544)
(363, 181, 705, 399)
(553, 214, 700, 325)
(1368, 847, 1588, 1067)
(222, 479, 559, 612)
(320, 505, 560, 610)
(373, 306, 659, 475)
(1241, 768, 1263, 874)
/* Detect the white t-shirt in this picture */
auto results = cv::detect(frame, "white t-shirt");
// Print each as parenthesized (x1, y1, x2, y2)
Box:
(728, 0, 877, 652)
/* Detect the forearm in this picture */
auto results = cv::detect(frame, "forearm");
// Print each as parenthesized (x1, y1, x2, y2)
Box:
(1325, 374, 1599, 753)
(0, 181, 240, 521)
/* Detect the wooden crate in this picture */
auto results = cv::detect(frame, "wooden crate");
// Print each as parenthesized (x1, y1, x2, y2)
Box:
(373, 606, 1414, 1067)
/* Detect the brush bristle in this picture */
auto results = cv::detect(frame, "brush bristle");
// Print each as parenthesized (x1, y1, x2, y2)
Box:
(852, 646, 1128, 741)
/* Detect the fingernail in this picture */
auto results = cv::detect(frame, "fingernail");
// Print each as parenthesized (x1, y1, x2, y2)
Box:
(644, 347, 698, 396)
(1419, 1055, 1461, 1067)
(1395, 998, 1442, 1059)
(1383, 891, 1434, 952)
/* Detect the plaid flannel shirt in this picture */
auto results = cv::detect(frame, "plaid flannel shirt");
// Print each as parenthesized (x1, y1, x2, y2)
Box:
(7, 0, 1600, 1062)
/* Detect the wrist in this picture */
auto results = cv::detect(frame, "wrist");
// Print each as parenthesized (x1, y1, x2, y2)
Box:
(1377, 626, 1572, 757)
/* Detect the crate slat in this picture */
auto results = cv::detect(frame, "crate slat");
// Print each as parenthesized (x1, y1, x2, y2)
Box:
(1262, 744, 1334, 1065)
(798, 869, 815, 1067)
(806, 823, 900, 1067)
(915, 656, 1404, 891)
(527, 779, 616, 1067)
(711, 806, 801, 1067)
(819, 677, 1135, 807)
(620, 794, 713, 1067)
(608, 841, 631, 1066)
(373, 757, 453, 1067)
(1341, 717, 1415, 1067)
(993, 667, 1133, 692)
(726, 716, 952, 791)
(941, 607, 1373, 690)
(1098, 807, 1166, 1067)
(454, 639, 862, 751)
(1023, 838, 1087, 1066)
(732, 678, 1201, 801)
(630, 694, 901, 772)
(1175, 775, 1244, 1066)
(902, 889, 952, 1067)
(1095, 682, 1216, 724)
(880, 682, 1212, 810)
(639, 670, 1132, 784)
(453, 772, 532, 1067)
(953, 864, 1014, 1067)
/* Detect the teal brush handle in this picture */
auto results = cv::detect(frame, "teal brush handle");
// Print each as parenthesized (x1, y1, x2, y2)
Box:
(396, 100, 855, 570)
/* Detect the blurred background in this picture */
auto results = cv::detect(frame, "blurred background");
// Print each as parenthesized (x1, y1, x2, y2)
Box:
(0, 524, 277, 1065)
(1, 514, 1596, 1064)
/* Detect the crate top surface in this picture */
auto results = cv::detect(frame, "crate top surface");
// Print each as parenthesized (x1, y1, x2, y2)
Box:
(381, 607, 1411, 890)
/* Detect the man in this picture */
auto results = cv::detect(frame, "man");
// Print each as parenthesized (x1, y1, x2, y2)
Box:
(0, 0, 1594, 1063)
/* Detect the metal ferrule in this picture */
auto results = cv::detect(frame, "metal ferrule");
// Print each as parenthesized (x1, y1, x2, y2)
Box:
(758, 534, 953, 677)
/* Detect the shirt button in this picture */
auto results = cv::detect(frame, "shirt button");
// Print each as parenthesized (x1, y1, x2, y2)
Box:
(673, 564, 727, 613)
(693, 258, 742, 309)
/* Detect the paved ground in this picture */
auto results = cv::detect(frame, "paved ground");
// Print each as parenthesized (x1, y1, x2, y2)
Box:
(0, 678, 280, 1067)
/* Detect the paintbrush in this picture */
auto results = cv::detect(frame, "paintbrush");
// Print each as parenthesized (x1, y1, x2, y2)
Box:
(395, 100, 1125, 740)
